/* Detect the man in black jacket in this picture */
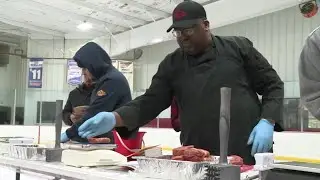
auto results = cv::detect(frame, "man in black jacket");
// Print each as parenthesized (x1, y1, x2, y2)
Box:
(60, 42, 133, 143)
(67, 1, 284, 164)
(62, 69, 94, 126)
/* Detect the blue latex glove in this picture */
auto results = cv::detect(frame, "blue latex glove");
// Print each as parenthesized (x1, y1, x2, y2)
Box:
(78, 112, 116, 138)
(247, 119, 274, 156)
(60, 132, 70, 143)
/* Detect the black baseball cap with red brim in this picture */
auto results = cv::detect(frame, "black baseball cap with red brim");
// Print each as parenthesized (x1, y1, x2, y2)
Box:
(166, 1, 207, 33)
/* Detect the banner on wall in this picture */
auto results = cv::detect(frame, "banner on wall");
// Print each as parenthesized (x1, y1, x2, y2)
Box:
(28, 58, 43, 88)
(118, 61, 133, 92)
(67, 59, 82, 86)
(118, 61, 133, 73)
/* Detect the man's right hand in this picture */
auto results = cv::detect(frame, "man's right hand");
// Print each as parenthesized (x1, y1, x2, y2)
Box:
(78, 112, 116, 138)
(71, 106, 89, 123)
(73, 106, 88, 116)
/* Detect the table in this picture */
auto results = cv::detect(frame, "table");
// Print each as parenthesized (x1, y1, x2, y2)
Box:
(263, 162, 320, 180)
(0, 156, 133, 180)
(0, 156, 259, 180)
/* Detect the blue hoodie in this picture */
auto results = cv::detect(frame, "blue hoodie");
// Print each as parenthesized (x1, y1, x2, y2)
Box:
(65, 42, 135, 142)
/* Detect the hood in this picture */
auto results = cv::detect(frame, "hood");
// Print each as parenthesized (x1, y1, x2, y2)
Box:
(73, 42, 113, 79)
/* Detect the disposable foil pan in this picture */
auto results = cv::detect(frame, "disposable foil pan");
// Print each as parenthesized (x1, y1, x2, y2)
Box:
(7, 144, 46, 161)
(131, 155, 225, 180)
(0, 143, 10, 155)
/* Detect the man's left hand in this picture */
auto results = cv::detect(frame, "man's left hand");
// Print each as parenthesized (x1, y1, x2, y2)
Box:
(247, 119, 274, 156)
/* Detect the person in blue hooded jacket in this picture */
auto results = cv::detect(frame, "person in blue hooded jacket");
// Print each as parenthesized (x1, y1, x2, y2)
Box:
(60, 42, 134, 143)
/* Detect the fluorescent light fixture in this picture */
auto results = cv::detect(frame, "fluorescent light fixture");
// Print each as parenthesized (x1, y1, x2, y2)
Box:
(77, 21, 92, 31)
(151, 38, 163, 43)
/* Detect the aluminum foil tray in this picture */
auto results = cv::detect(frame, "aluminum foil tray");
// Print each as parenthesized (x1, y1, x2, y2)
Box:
(0, 137, 27, 143)
(6, 144, 46, 161)
(132, 155, 228, 180)
(0, 143, 10, 155)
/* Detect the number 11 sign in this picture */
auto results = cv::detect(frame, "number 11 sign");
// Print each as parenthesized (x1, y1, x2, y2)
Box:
(28, 58, 43, 88)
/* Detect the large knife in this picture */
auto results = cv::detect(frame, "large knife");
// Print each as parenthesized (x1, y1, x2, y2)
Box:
(219, 87, 231, 164)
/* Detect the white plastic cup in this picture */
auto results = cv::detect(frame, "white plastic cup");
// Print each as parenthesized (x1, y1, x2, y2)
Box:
(254, 153, 275, 170)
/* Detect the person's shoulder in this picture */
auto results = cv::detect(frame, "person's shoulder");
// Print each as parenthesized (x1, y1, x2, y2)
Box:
(162, 48, 182, 61)
(67, 87, 81, 100)
(160, 48, 183, 67)
(107, 68, 127, 80)
(308, 26, 320, 38)
(216, 35, 252, 48)
(306, 26, 320, 44)
(103, 68, 130, 87)
(69, 86, 81, 94)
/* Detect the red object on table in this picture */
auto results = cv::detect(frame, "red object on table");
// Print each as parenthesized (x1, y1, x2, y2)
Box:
(112, 130, 145, 157)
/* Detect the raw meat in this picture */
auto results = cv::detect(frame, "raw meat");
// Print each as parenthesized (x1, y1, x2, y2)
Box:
(240, 165, 254, 173)
(171, 155, 184, 161)
(203, 156, 213, 161)
(171, 146, 211, 162)
(184, 156, 205, 162)
(172, 145, 194, 156)
(171, 147, 244, 165)
(229, 155, 244, 165)
(183, 148, 208, 158)
(88, 137, 111, 144)
(183, 148, 211, 162)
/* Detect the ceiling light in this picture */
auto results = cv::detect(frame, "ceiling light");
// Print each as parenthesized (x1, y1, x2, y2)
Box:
(151, 38, 163, 44)
(77, 21, 92, 31)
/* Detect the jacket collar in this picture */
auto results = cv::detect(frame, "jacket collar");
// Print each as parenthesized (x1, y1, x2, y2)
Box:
(186, 34, 217, 65)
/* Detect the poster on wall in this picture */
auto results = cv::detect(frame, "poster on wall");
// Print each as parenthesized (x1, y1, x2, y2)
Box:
(112, 60, 118, 69)
(118, 61, 133, 73)
(118, 61, 134, 92)
(67, 59, 82, 86)
(28, 58, 43, 88)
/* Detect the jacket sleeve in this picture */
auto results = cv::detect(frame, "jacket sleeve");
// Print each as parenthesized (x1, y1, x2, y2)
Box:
(299, 28, 320, 120)
(66, 78, 132, 139)
(81, 80, 128, 120)
(114, 56, 174, 131)
(171, 98, 181, 132)
(62, 94, 73, 126)
(240, 37, 284, 124)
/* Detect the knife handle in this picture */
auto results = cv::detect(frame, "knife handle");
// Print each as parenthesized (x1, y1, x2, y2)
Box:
(219, 87, 231, 164)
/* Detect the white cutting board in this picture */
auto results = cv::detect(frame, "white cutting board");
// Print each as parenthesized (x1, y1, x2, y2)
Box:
(61, 149, 127, 167)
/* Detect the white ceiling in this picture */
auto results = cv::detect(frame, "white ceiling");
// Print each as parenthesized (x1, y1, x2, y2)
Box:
(0, 0, 217, 39)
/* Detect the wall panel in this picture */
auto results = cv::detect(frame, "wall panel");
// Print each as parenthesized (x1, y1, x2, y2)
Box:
(213, 7, 320, 97)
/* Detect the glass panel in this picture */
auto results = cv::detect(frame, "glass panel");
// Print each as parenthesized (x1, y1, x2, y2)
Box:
(304, 108, 320, 132)
(24, 90, 70, 125)
(281, 98, 320, 132)
(282, 98, 301, 131)
(0, 89, 16, 125)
